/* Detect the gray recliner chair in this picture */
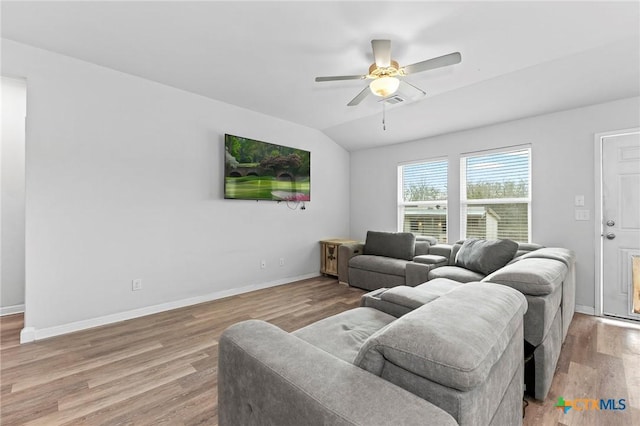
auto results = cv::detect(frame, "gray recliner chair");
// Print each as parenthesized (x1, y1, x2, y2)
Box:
(337, 231, 436, 290)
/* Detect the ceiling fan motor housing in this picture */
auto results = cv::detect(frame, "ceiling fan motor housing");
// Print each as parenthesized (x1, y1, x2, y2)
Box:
(368, 60, 402, 78)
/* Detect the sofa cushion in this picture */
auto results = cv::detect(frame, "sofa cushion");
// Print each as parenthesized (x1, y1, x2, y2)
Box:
(517, 247, 575, 268)
(381, 278, 464, 309)
(354, 283, 527, 391)
(513, 242, 544, 259)
(427, 244, 454, 259)
(293, 307, 395, 363)
(415, 278, 467, 293)
(413, 254, 448, 265)
(349, 255, 409, 277)
(415, 236, 437, 256)
(380, 287, 441, 310)
(455, 238, 518, 275)
(364, 231, 416, 261)
(428, 266, 485, 283)
(483, 257, 568, 296)
(450, 243, 463, 264)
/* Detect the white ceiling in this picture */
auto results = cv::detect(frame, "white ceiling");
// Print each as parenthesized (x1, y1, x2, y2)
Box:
(2, 1, 639, 151)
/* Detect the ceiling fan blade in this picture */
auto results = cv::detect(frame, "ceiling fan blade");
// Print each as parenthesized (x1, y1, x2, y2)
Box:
(315, 75, 367, 82)
(371, 39, 391, 68)
(399, 80, 426, 96)
(403, 52, 462, 75)
(347, 86, 371, 106)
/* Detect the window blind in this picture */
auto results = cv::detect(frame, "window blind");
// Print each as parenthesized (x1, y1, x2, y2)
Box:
(399, 159, 448, 242)
(465, 149, 529, 199)
(402, 160, 448, 202)
(461, 148, 531, 242)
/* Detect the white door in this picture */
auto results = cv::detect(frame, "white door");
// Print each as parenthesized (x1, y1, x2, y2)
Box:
(602, 131, 640, 320)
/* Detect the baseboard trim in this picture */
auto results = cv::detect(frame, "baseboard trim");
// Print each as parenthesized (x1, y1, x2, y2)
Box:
(1, 304, 25, 316)
(575, 304, 595, 315)
(20, 327, 35, 343)
(20, 273, 320, 343)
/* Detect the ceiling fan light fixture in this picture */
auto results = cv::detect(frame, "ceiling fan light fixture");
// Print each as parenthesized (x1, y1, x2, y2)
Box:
(369, 76, 400, 97)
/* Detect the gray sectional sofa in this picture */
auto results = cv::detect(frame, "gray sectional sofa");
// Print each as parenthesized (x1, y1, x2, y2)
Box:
(338, 233, 544, 291)
(360, 239, 576, 401)
(218, 283, 528, 426)
(413, 238, 545, 283)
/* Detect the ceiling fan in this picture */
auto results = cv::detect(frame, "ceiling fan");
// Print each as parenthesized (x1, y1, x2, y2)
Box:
(315, 40, 462, 106)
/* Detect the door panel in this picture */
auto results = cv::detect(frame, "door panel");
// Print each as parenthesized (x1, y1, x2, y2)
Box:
(602, 132, 640, 320)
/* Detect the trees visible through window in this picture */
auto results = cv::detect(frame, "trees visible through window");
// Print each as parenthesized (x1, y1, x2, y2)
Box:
(398, 159, 448, 243)
(461, 147, 531, 242)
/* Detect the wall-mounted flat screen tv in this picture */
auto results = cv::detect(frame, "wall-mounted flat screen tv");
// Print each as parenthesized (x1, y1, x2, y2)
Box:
(224, 134, 311, 201)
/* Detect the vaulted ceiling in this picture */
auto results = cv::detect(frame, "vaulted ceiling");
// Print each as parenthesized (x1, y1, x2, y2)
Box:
(2, 1, 639, 151)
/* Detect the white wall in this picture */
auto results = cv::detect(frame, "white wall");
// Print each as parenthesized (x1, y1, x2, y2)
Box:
(1, 77, 27, 314)
(350, 97, 640, 310)
(1, 39, 351, 339)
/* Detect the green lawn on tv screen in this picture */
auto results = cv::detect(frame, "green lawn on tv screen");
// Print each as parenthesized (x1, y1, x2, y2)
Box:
(225, 176, 310, 200)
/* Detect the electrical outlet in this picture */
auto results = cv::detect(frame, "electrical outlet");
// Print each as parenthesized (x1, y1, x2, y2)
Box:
(279, 258, 285, 267)
(132, 279, 142, 291)
(260, 260, 266, 269)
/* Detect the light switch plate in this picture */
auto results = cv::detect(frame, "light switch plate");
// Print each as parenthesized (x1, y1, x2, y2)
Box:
(574, 195, 585, 207)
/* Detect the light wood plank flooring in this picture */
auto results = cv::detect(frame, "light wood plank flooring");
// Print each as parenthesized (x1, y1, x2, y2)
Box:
(524, 314, 640, 426)
(1, 276, 639, 425)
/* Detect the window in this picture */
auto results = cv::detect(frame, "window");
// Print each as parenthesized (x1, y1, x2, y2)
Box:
(460, 147, 531, 242)
(398, 159, 448, 242)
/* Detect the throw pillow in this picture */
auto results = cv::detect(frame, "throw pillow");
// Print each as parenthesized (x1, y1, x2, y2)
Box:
(455, 238, 518, 275)
(364, 231, 416, 261)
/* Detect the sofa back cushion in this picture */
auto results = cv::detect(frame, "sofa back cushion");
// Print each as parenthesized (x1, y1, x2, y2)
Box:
(364, 231, 416, 261)
(483, 256, 569, 296)
(516, 247, 574, 267)
(513, 242, 544, 259)
(454, 238, 518, 275)
(449, 242, 463, 265)
(353, 283, 527, 391)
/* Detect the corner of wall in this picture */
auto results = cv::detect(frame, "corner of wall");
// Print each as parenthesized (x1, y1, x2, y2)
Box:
(20, 326, 35, 343)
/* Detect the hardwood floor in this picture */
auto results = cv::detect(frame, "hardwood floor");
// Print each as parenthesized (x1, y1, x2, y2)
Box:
(523, 314, 640, 426)
(0, 277, 364, 425)
(1, 277, 639, 425)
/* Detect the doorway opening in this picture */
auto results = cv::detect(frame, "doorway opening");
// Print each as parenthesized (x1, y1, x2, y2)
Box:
(1, 76, 27, 318)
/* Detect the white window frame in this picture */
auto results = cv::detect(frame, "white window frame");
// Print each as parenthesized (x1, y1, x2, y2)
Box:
(397, 157, 449, 242)
(460, 145, 532, 242)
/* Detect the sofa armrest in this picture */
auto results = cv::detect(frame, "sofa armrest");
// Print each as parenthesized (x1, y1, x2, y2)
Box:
(338, 242, 364, 284)
(361, 279, 466, 318)
(512, 247, 576, 340)
(428, 244, 454, 262)
(405, 262, 432, 286)
(381, 286, 443, 309)
(219, 320, 457, 426)
(361, 288, 413, 317)
(483, 257, 568, 296)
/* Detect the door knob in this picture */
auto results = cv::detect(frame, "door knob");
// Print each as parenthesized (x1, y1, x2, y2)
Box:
(606, 233, 616, 240)
(606, 220, 615, 227)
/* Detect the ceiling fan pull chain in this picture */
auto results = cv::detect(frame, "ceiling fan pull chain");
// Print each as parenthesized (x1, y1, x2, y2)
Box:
(382, 101, 386, 131)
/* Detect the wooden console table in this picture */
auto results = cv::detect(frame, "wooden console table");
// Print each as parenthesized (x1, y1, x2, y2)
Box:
(320, 238, 358, 277)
